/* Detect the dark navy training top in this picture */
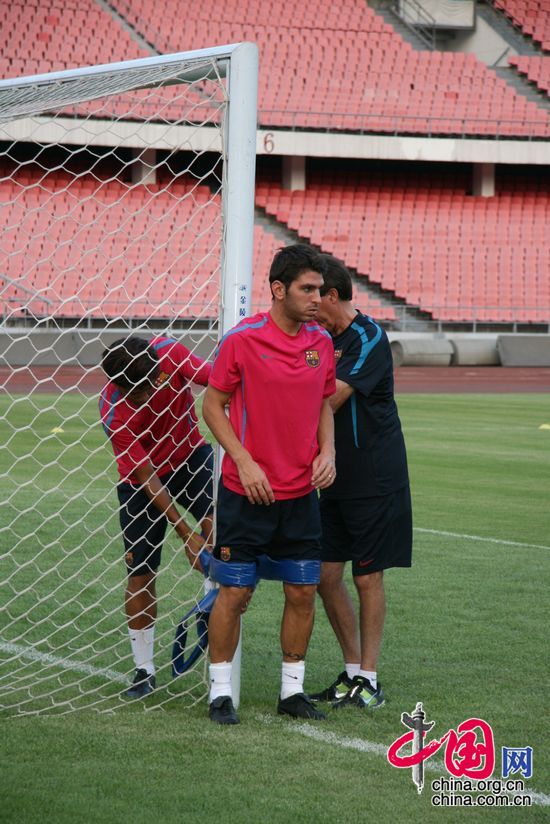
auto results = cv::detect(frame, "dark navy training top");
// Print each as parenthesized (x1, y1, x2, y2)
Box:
(321, 312, 409, 500)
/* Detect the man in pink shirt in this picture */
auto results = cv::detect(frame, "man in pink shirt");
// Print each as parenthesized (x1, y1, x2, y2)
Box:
(203, 244, 336, 724)
(100, 336, 213, 698)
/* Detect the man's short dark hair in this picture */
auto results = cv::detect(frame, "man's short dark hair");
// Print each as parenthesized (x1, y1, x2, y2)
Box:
(269, 244, 326, 290)
(319, 254, 353, 301)
(101, 337, 159, 390)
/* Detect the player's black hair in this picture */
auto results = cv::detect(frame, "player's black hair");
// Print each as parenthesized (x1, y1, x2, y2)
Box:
(101, 337, 159, 390)
(268, 243, 326, 290)
(319, 253, 353, 301)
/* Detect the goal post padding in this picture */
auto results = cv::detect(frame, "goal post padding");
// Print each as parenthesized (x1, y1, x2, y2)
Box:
(0, 44, 258, 715)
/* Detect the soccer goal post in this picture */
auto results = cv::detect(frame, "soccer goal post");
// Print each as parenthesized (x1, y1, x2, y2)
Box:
(0, 43, 258, 715)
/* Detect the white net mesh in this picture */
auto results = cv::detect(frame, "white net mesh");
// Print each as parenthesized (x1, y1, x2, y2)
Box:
(0, 52, 239, 715)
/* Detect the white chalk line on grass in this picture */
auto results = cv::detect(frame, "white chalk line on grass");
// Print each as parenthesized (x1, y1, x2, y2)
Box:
(415, 527, 550, 552)
(1, 641, 548, 807)
(276, 721, 550, 808)
(0, 641, 127, 684)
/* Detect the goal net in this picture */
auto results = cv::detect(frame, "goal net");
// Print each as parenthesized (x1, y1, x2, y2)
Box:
(0, 45, 258, 715)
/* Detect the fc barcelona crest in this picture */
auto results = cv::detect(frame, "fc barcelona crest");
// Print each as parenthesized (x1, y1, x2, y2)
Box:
(334, 349, 343, 361)
(154, 371, 170, 387)
(220, 546, 231, 561)
(305, 349, 320, 368)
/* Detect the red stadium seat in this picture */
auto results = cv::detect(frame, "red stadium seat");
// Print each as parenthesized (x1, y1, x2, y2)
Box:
(255, 169, 549, 324)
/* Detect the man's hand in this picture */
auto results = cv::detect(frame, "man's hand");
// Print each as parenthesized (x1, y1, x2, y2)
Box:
(235, 454, 275, 505)
(311, 452, 336, 489)
(183, 529, 208, 571)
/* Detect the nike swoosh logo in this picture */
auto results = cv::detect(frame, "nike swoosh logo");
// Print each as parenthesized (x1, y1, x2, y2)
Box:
(358, 559, 375, 568)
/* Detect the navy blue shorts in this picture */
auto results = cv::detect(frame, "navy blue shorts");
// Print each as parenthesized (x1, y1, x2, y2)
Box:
(118, 444, 214, 576)
(320, 485, 413, 576)
(213, 482, 321, 564)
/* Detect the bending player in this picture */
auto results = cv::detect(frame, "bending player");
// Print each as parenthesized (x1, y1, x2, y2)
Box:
(203, 244, 336, 725)
(310, 255, 412, 710)
(100, 336, 213, 698)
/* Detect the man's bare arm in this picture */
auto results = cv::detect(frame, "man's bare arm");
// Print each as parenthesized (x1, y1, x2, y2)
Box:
(133, 462, 206, 565)
(202, 385, 275, 505)
(329, 378, 354, 413)
(311, 398, 336, 489)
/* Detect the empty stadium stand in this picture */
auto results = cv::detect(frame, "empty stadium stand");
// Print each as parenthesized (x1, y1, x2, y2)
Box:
(0, 0, 547, 136)
(509, 54, 550, 97)
(0, 0, 147, 79)
(0, 0, 548, 139)
(1, 1, 548, 330)
(255, 166, 549, 324)
(80, 0, 550, 137)
(0, 165, 394, 323)
(493, 0, 550, 50)
(1, 171, 226, 321)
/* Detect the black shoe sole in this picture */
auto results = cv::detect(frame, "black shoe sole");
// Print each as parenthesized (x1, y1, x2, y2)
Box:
(277, 706, 326, 720)
(124, 686, 154, 699)
(209, 712, 240, 725)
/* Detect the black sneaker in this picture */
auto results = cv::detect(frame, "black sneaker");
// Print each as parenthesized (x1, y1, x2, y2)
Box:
(209, 695, 240, 725)
(277, 692, 326, 720)
(308, 670, 353, 702)
(125, 668, 156, 699)
(332, 675, 385, 710)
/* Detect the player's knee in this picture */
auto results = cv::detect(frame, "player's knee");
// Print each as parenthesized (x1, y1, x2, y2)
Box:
(354, 570, 384, 593)
(217, 585, 253, 615)
(284, 583, 317, 610)
(126, 570, 155, 595)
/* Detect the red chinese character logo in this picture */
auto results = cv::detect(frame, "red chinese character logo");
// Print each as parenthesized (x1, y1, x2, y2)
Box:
(387, 704, 495, 793)
(444, 718, 495, 778)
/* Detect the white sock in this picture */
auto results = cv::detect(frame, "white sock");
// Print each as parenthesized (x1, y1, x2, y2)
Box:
(281, 661, 305, 700)
(128, 626, 155, 675)
(359, 669, 377, 689)
(345, 662, 360, 680)
(209, 661, 233, 702)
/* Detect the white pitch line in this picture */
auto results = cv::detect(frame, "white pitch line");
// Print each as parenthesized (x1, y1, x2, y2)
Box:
(415, 527, 550, 552)
(284, 723, 550, 808)
(2, 642, 548, 807)
(0, 641, 127, 684)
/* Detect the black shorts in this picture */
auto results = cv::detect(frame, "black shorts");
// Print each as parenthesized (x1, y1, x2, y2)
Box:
(320, 485, 413, 576)
(213, 482, 321, 564)
(118, 444, 214, 576)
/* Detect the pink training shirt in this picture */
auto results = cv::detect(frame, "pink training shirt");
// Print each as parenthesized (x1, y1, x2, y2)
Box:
(99, 337, 211, 484)
(209, 312, 336, 499)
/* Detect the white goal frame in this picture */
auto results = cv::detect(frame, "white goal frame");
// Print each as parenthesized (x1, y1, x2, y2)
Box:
(0, 43, 258, 715)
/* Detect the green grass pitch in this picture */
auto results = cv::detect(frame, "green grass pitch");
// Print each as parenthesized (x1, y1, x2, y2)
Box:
(1, 392, 548, 822)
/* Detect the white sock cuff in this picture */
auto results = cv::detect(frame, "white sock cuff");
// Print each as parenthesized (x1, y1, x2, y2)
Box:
(128, 626, 155, 675)
(345, 662, 360, 679)
(359, 669, 377, 688)
(209, 661, 233, 701)
(281, 661, 305, 699)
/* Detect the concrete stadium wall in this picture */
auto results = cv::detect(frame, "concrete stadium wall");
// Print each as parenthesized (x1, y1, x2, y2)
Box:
(497, 335, 550, 367)
(448, 336, 500, 366)
(1, 329, 548, 368)
(0, 328, 217, 368)
(390, 337, 454, 367)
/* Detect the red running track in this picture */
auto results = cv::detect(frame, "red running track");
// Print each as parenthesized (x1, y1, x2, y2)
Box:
(1, 366, 549, 394)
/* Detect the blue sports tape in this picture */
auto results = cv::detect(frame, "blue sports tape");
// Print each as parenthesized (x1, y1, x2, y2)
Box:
(172, 551, 321, 678)
(208, 556, 257, 587)
(171, 587, 218, 677)
(256, 554, 321, 584)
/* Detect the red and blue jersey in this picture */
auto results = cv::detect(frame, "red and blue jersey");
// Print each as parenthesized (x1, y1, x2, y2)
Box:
(99, 337, 211, 484)
(209, 312, 336, 500)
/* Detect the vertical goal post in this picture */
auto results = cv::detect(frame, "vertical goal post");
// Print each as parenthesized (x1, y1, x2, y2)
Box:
(0, 43, 258, 715)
